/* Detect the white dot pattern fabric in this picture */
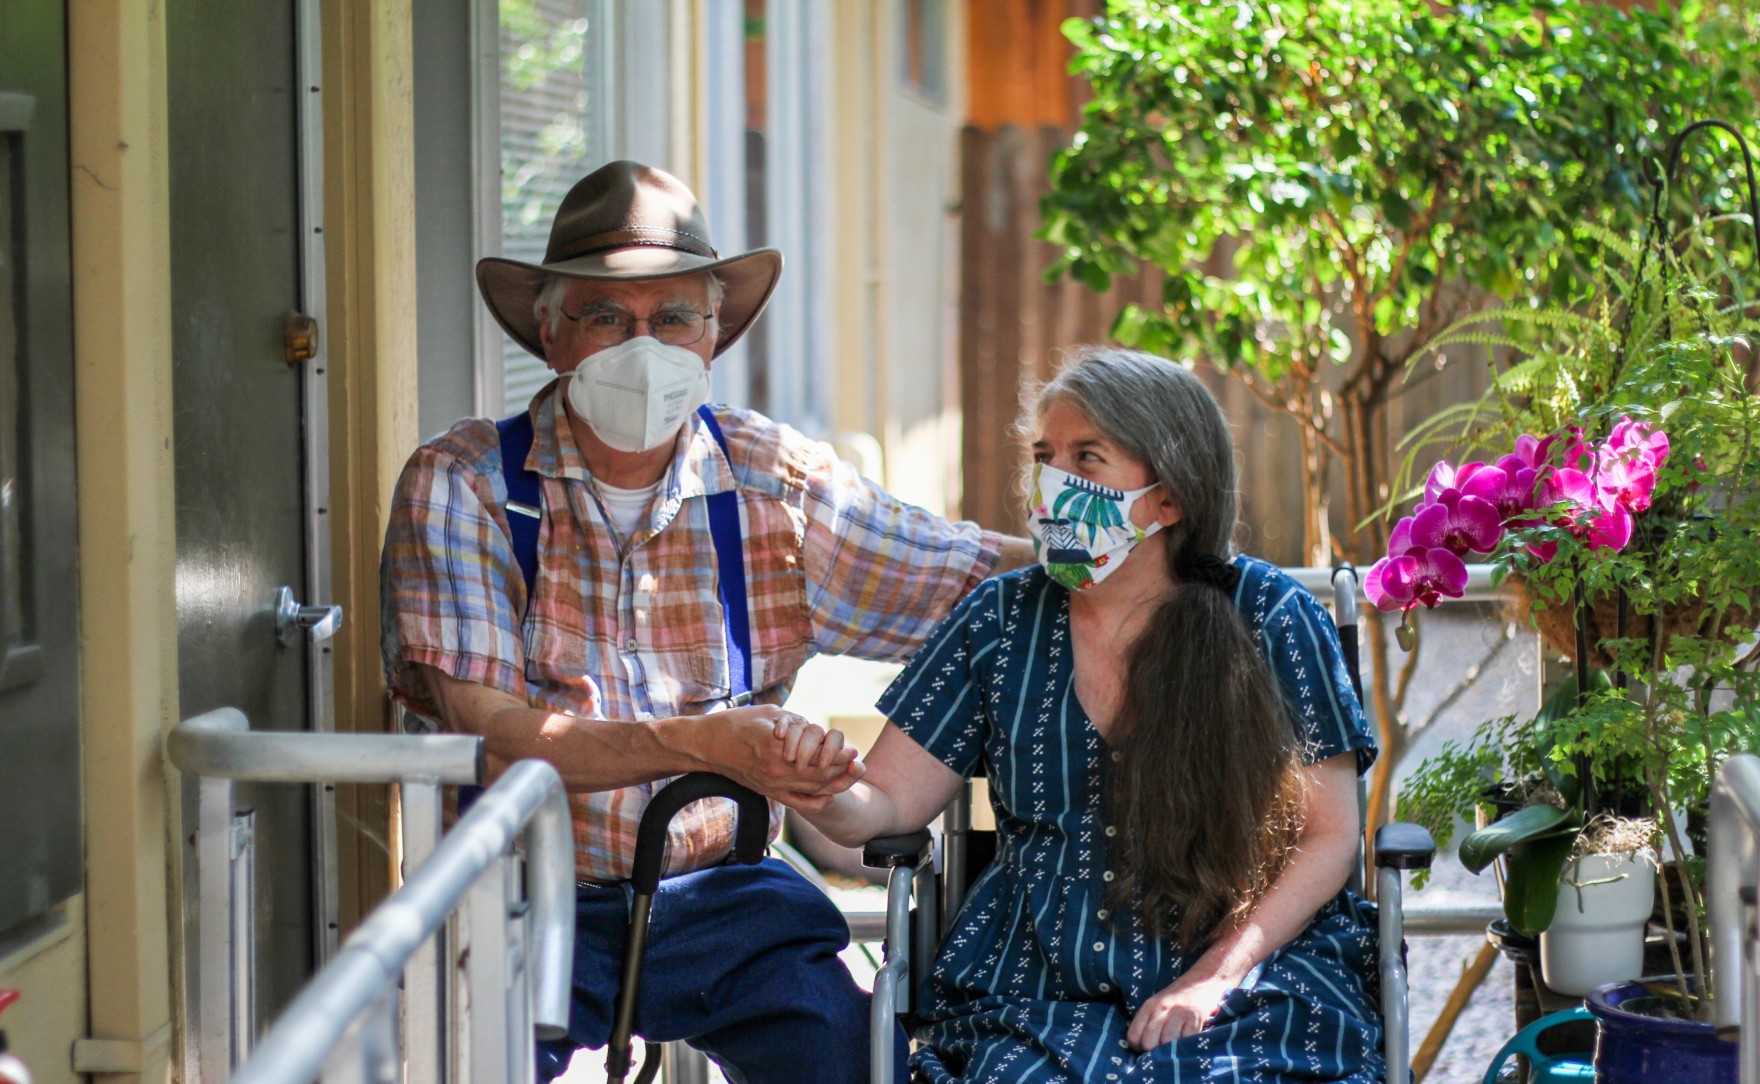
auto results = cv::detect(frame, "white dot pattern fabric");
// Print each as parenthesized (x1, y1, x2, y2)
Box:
(876, 560, 1384, 1082)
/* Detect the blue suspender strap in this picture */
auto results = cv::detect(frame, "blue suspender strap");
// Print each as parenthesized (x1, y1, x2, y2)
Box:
(468, 407, 750, 820)
(496, 412, 543, 605)
(695, 405, 753, 702)
(465, 412, 542, 817)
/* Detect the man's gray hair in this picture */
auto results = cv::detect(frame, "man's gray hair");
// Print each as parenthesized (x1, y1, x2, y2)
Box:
(1034, 346, 1240, 563)
(532, 271, 726, 336)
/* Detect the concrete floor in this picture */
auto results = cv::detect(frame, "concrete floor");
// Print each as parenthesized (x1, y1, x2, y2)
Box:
(559, 602, 1545, 1083)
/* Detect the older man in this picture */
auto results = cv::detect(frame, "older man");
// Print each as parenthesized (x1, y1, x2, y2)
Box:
(381, 161, 1030, 1082)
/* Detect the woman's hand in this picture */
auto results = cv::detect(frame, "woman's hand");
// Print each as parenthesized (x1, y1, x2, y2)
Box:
(765, 712, 861, 811)
(770, 712, 850, 769)
(1126, 972, 1236, 1050)
(1125, 754, 1362, 1052)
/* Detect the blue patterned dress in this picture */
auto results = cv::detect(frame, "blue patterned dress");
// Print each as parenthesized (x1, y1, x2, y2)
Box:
(876, 559, 1384, 1083)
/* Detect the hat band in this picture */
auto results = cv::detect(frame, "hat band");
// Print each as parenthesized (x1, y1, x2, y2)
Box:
(549, 225, 718, 263)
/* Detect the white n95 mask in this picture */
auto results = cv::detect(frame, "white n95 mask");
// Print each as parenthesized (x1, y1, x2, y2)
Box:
(564, 336, 712, 453)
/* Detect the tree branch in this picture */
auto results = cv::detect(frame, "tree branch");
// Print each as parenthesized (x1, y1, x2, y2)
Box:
(1374, 186, 1448, 307)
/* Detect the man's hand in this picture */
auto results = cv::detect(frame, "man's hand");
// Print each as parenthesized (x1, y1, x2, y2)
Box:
(673, 706, 863, 809)
(766, 713, 866, 812)
(418, 663, 865, 803)
(1126, 972, 1236, 1051)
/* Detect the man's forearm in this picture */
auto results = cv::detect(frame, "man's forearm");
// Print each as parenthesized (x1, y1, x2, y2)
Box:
(420, 664, 861, 797)
(442, 678, 700, 790)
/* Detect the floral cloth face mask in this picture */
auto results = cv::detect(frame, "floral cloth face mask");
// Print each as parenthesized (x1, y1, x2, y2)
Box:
(1026, 463, 1164, 590)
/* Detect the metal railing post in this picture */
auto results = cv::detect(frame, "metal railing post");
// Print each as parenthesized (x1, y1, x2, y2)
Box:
(660, 1044, 713, 1084)
(1709, 753, 1760, 1084)
(196, 766, 237, 1077)
(232, 808, 257, 1066)
(168, 707, 496, 1084)
(319, 985, 399, 1084)
(507, 853, 536, 1084)
(463, 852, 511, 1084)
(400, 779, 446, 1084)
(228, 759, 572, 1084)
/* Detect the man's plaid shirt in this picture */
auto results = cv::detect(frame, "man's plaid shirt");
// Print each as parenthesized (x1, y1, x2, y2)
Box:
(381, 385, 1002, 883)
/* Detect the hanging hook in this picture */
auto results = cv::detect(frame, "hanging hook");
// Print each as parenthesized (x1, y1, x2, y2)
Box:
(1614, 119, 1760, 383)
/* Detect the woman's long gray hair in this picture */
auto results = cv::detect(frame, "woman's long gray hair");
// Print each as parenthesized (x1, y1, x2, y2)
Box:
(1038, 347, 1305, 948)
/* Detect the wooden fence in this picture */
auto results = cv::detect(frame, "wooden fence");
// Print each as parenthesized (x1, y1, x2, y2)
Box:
(956, 124, 1491, 567)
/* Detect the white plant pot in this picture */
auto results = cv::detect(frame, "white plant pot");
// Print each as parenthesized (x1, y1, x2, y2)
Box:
(1539, 852, 1656, 997)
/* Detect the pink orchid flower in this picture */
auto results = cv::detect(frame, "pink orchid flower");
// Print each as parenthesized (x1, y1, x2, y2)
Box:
(1511, 433, 1556, 470)
(1550, 467, 1634, 551)
(1461, 455, 1544, 523)
(1608, 416, 1670, 468)
(1409, 491, 1504, 557)
(1387, 514, 1415, 554)
(1592, 417, 1670, 513)
(1560, 426, 1593, 471)
(1423, 459, 1498, 503)
(1365, 546, 1470, 612)
(1592, 445, 1660, 513)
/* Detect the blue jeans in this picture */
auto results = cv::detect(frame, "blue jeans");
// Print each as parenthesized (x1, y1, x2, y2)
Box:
(536, 857, 908, 1083)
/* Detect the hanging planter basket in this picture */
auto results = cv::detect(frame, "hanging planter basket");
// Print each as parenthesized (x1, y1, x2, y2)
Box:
(1500, 574, 1744, 666)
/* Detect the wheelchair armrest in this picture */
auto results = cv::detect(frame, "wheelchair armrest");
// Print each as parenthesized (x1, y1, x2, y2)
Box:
(863, 830, 933, 869)
(1374, 822, 1436, 870)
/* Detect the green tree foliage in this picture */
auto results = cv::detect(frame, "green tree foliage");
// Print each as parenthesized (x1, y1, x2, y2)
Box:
(1043, 0, 1759, 823)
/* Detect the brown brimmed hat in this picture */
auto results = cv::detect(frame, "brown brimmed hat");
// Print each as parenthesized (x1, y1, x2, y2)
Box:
(476, 161, 783, 360)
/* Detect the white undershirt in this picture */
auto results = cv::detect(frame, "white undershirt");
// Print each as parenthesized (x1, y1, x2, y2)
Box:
(593, 478, 663, 540)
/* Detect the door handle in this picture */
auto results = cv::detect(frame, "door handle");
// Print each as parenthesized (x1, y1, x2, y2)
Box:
(274, 586, 344, 647)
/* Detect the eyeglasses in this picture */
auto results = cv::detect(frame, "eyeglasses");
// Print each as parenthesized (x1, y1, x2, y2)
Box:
(560, 305, 713, 347)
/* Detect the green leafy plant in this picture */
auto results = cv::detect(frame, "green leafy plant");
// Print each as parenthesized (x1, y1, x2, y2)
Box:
(1043, 0, 1760, 833)
(1398, 125, 1760, 1014)
(1402, 673, 1613, 935)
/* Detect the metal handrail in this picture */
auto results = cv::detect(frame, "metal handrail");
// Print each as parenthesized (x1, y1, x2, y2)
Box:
(229, 758, 574, 1084)
(167, 706, 483, 784)
(1709, 754, 1760, 1074)
(166, 707, 567, 1083)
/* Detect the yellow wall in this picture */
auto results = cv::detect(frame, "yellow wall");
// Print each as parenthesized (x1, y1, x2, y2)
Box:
(67, 1, 178, 1080)
(322, 0, 420, 930)
(0, 908, 86, 1084)
(826, 0, 969, 519)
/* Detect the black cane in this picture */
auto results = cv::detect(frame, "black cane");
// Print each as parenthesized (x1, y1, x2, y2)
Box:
(606, 773, 771, 1084)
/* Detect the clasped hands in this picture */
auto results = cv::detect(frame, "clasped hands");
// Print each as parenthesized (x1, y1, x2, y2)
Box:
(705, 705, 864, 812)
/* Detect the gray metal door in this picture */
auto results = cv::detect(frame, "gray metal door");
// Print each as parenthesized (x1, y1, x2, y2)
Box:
(0, 0, 81, 938)
(167, 0, 316, 1030)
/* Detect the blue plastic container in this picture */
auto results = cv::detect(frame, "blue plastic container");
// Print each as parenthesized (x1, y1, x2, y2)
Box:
(1480, 1007, 1596, 1084)
(1587, 979, 1736, 1084)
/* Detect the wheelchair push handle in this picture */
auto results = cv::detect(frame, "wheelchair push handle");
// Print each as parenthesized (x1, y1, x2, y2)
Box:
(631, 772, 770, 895)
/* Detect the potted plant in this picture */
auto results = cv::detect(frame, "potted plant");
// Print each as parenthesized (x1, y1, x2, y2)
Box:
(1384, 122, 1760, 1057)
(1380, 434, 1667, 999)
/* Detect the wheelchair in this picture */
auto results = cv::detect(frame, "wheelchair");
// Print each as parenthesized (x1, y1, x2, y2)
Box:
(854, 566, 1437, 1083)
(590, 566, 1437, 1083)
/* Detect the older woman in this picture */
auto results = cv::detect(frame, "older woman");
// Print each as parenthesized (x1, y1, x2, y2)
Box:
(786, 347, 1383, 1082)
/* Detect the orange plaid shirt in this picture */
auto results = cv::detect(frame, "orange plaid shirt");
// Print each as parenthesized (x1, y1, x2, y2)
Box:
(381, 385, 1003, 882)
